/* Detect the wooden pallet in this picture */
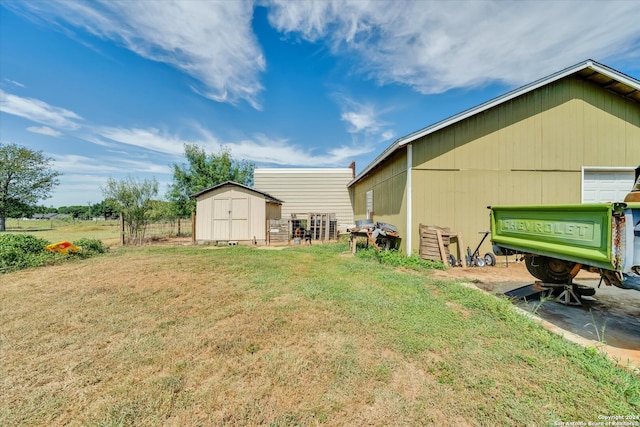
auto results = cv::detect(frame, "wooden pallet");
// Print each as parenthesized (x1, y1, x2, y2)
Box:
(418, 224, 466, 267)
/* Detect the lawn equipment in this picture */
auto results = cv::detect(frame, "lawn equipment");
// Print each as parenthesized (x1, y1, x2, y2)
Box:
(465, 232, 496, 267)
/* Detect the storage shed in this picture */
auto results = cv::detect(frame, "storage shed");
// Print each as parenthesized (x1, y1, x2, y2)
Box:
(348, 59, 640, 257)
(191, 181, 283, 245)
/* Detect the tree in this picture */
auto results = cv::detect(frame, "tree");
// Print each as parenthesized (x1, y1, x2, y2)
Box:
(58, 205, 91, 219)
(90, 200, 118, 220)
(168, 144, 255, 216)
(5, 198, 36, 219)
(102, 176, 158, 245)
(0, 143, 61, 231)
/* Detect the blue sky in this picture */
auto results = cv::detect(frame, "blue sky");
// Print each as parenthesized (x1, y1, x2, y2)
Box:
(1, 1, 639, 208)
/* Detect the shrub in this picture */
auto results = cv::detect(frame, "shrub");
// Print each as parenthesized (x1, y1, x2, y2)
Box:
(0, 235, 109, 273)
(357, 247, 446, 271)
(0, 234, 50, 253)
(73, 238, 108, 256)
(0, 234, 55, 272)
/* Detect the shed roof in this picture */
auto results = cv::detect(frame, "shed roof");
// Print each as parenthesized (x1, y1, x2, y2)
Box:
(190, 181, 284, 204)
(349, 59, 640, 187)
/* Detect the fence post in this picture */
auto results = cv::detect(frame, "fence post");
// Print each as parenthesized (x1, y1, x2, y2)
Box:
(191, 211, 196, 244)
(120, 212, 125, 246)
(177, 218, 181, 237)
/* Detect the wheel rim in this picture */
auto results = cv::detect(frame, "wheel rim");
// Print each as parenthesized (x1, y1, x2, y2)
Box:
(547, 258, 573, 274)
(483, 253, 496, 266)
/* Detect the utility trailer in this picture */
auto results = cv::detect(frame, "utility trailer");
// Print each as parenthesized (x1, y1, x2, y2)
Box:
(490, 167, 640, 302)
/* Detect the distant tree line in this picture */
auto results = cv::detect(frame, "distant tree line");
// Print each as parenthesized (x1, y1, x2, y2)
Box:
(6, 200, 118, 220)
(1, 141, 255, 243)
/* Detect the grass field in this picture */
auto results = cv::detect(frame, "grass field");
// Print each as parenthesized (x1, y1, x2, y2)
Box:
(3, 218, 190, 247)
(1, 243, 638, 426)
(3, 218, 122, 245)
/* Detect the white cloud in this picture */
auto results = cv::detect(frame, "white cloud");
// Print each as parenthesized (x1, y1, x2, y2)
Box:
(4, 79, 26, 88)
(53, 154, 123, 174)
(336, 97, 389, 134)
(53, 153, 171, 175)
(95, 127, 189, 156)
(381, 130, 395, 141)
(117, 158, 172, 174)
(47, 173, 109, 206)
(325, 144, 373, 163)
(8, 0, 639, 108)
(333, 95, 394, 147)
(267, 0, 640, 93)
(0, 90, 83, 129)
(27, 126, 62, 137)
(10, 0, 266, 108)
(181, 128, 368, 167)
(341, 110, 376, 133)
(226, 134, 371, 167)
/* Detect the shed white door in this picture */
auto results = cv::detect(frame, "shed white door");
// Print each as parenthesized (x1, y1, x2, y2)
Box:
(211, 192, 251, 241)
(230, 196, 250, 240)
(212, 198, 230, 239)
(582, 170, 635, 203)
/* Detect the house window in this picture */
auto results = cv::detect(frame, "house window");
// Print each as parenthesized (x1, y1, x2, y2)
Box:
(366, 190, 374, 219)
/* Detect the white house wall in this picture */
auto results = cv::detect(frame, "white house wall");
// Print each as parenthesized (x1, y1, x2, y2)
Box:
(254, 168, 355, 231)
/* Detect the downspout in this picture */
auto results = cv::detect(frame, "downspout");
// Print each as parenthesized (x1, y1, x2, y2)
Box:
(406, 144, 412, 255)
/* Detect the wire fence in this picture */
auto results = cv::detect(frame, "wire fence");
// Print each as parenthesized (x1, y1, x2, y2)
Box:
(121, 217, 193, 245)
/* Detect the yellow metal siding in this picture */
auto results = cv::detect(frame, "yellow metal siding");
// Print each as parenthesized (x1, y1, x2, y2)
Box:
(414, 77, 639, 173)
(411, 169, 586, 258)
(352, 149, 408, 242)
(409, 76, 639, 256)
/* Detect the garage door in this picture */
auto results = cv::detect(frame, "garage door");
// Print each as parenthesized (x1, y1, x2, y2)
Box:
(582, 170, 635, 203)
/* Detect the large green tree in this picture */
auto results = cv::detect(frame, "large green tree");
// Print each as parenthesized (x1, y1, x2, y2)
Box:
(168, 144, 255, 215)
(0, 143, 61, 231)
(102, 176, 158, 245)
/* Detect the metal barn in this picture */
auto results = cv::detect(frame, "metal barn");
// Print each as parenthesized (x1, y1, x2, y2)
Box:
(191, 181, 282, 245)
(348, 59, 640, 257)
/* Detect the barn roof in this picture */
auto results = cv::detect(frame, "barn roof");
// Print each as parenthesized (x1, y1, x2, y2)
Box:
(190, 181, 284, 204)
(349, 59, 640, 187)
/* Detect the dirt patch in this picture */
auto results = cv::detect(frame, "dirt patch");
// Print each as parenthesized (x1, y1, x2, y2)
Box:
(432, 261, 600, 284)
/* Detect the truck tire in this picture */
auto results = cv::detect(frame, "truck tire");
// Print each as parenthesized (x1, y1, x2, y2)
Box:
(525, 256, 575, 284)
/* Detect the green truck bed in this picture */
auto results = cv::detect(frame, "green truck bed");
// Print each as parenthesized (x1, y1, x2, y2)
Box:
(490, 202, 640, 291)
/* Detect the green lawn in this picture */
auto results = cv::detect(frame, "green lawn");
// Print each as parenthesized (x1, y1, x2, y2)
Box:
(1, 243, 638, 426)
